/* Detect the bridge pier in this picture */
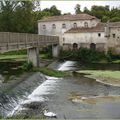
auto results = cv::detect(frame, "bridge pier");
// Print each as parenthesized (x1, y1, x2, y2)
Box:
(27, 47, 39, 67)
(52, 44, 60, 58)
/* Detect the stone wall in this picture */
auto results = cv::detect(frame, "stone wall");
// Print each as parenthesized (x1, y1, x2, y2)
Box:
(62, 32, 107, 52)
(105, 25, 120, 54)
(38, 19, 100, 46)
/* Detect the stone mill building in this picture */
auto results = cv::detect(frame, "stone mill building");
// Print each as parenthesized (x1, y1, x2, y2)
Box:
(38, 13, 120, 54)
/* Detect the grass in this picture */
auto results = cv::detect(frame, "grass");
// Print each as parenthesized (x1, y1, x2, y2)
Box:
(77, 70, 120, 86)
(78, 70, 120, 79)
(0, 53, 51, 61)
(0, 54, 27, 61)
(34, 67, 68, 78)
(112, 59, 120, 63)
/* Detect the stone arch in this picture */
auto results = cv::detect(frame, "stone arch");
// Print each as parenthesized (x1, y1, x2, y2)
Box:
(73, 43, 78, 50)
(73, 23, 77, 28)
(62, 23, 66, 28)
(90, 43, 96, 50)
(52, 24, 56, 29)
(84, 22, 88, 28)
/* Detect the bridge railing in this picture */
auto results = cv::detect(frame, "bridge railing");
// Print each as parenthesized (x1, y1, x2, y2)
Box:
(0, 32, 59, 52)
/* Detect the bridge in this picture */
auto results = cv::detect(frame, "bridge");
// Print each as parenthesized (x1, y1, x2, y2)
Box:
(0, 32, 59, 66)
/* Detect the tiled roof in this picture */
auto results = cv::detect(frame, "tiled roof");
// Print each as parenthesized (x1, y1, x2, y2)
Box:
(38, 14, 98, 22)
(108, 22, 120, 27)
(65, 23, 105, 33)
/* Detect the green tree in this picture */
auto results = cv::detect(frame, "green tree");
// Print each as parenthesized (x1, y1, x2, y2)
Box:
(83, 7, 90, 14)
(50, 5, 61, 16)
(75, 4, 81, 14)
(0, 1, 36, 33)
(42, 5, 61, 16)
(0, 0, 19, 32)
(14, 1, 35, 33)
(90, 5, 110, 20)
(110, 17, 120, 22)
(102, 16, 110, 22)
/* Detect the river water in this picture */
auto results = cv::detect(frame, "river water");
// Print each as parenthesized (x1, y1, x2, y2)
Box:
(1, 61, 120, 119)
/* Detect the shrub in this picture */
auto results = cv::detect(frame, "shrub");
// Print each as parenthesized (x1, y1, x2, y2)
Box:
(37, 67, 68, 77)
(60, 48, 107, 63)
(40, 45, 53, 59)
(22, 61, 33, 71)
(107, 49, 120, 61)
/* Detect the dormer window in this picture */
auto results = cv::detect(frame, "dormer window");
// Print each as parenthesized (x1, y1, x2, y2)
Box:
(84, 22, 88, 28)
(43, 25, 46, 29)
(73, 23, 77, 28)
(62, 23, 66, 29)
(52, 24, 56, 29)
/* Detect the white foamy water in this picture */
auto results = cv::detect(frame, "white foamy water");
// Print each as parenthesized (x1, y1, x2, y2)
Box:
(58, 61, 76, 71)
(28, 78, 57, 99)
(7, 76, 59, 117)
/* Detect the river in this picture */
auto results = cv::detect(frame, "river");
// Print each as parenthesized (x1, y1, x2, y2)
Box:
(0, 60, 120, 119)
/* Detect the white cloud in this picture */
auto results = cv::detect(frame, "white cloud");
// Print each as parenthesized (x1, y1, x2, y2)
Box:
(40, 1, 120, 14)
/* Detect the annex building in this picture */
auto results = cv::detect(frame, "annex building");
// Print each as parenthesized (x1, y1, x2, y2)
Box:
(38, 13, 120, 54)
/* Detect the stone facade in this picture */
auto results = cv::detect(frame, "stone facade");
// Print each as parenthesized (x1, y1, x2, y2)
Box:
(38, 13, 120, 53)
(38, 14, 100, 46)
(63, 32, 107, 52)
(105, 22, 120, 54)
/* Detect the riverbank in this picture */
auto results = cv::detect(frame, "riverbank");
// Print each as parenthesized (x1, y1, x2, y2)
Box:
(77, 70, 120, 87)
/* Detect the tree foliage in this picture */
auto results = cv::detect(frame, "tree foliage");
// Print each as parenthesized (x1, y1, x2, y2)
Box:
(0, 1, 120, 34)
(75, 4, 81, 14)
(0, 1, 61, 33)
(75, 4, 120, 23)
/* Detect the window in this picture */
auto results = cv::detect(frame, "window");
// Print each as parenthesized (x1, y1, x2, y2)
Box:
(43, 25, 46, 29)
(52, 24, 56, 29)
(73, 23, 77, 28)
(113, 34, 116, 38)
(98, 33, 101, 37)
(62, 23, 66, 29)
(84, 22, 88, 28)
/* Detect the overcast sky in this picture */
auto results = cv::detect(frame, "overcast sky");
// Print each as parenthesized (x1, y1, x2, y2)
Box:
(40, 1, 120, 14)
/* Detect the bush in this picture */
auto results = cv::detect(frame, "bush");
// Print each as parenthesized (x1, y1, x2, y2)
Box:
(40, 45, 53, 59)
(22, 61, 33, 71)
(107, 49, 120, 61)
(60, 48, 107, 63)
